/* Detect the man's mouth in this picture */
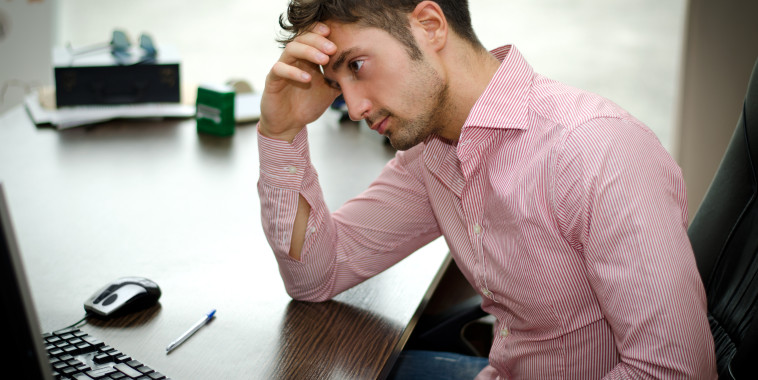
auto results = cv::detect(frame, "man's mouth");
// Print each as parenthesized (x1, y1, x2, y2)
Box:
(369, 116, 389, 135)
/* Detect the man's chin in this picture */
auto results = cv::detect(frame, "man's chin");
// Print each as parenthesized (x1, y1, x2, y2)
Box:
(387, 137, 408, 151)
(387, 133, 423, 151)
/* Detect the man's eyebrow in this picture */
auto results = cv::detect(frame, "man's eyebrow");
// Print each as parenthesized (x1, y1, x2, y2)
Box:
(331, 47, 357, 73)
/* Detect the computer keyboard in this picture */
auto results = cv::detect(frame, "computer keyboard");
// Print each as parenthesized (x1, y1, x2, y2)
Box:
(43, 327, 170, 380)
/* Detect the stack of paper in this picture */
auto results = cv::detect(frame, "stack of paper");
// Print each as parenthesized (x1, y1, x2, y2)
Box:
(24, 90, 261, 129)
(24, 91, 196, 129)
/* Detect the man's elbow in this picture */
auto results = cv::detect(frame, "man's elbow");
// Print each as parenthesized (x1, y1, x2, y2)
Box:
(284, 285, 335, 303)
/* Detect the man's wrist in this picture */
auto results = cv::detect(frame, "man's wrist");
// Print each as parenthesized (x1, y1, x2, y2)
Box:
(257, 120, 302, 143)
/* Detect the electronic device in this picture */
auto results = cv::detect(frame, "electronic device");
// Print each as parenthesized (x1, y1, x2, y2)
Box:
(0, 183, 52, 379)
(84, 277, 162, 319)
(53, 31, 181, 107)
(0, 182, 170, 379)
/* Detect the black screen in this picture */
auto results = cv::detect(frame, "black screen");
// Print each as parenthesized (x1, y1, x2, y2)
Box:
(0, 184, 51, 379)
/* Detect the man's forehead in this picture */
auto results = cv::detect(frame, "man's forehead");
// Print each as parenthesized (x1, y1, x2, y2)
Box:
(323, 20, 386, 47)
(320, 22, 386, 73)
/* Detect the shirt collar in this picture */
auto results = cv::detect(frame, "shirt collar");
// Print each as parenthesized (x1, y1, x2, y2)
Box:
(461, 45, 533, 132)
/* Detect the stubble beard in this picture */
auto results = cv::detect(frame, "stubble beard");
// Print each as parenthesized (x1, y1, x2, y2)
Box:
(384, 59, 450, 151)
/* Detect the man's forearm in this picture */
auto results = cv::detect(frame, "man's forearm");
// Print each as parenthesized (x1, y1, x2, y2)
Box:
(289, 194, 311, 261)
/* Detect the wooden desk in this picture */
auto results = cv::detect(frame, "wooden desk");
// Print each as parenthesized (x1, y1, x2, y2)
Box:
(0, 105, 450, 379)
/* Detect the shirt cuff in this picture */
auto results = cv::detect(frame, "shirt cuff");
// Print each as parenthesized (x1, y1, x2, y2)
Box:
(257, 124, 311, 190)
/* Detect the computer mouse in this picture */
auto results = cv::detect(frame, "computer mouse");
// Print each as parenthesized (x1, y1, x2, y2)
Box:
(83, 276, 161, 319)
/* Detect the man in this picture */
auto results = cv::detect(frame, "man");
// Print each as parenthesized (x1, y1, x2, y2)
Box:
(257, 0, 717, 378)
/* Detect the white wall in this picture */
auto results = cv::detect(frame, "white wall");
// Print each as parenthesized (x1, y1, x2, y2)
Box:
(0, 0, 55, 114)
(675, 0, 758, 219)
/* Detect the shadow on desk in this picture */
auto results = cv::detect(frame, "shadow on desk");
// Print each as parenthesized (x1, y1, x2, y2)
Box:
(87, 304, 163, 329)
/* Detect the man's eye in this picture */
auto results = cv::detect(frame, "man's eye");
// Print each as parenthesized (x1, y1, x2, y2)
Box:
(348, 60, 364, 73)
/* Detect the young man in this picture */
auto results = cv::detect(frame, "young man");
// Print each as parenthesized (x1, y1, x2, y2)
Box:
(257, 0, 717, 378)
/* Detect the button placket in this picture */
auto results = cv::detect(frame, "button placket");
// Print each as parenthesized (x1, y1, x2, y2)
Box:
(460, 139, 491, 307)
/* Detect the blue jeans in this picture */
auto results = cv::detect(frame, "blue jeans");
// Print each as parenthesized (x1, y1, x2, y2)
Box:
(388, 350, 490, 380)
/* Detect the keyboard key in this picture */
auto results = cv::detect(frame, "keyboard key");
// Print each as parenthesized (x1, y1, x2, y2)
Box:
(114, 362, 142, 377)
(126, 360, 143, 368)
(62, 366, 79, 375)
(93, 353, 112, 364)
(86, 366, 116, 379)
(78, 342, 96, 354)
(53, 327, 79, 335)
(52, 361, 68, 370)
(83, 335, 104, 347)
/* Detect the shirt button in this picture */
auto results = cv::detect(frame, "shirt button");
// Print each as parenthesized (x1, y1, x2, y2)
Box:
(500, 328, 509, 338)
(473, 224, 482, 235)
(287, 165, 297, 174)
(481, 287, 492, 297)
(309, 227, 316, 234)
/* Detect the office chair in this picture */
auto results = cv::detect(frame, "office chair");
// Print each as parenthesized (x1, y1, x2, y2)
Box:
(687, 56, 758, 379)
(406, 293, 489, 356)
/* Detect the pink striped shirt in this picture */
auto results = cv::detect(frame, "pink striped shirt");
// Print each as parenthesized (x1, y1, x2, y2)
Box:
(257, 45, 717, 379)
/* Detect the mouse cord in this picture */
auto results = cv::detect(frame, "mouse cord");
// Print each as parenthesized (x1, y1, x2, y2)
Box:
(52, 313, 89, 333)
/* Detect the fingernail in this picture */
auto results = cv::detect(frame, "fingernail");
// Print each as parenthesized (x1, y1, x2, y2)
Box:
(301, 72, 311, 81)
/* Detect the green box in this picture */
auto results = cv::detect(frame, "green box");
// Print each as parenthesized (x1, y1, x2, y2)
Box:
(196, 84, 235, 136)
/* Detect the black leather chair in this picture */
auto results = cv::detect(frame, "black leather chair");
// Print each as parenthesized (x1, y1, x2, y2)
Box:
(406, 292, 489, 357)
(687, 56, 758, 379)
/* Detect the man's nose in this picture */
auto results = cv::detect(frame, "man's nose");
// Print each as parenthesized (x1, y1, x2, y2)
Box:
(342, 87, 371, 121)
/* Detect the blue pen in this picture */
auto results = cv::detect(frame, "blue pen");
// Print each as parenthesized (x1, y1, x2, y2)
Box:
(166, 309, 216, 353)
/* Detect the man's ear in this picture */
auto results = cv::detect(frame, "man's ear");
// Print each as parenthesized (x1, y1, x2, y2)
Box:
(410, 1, 448, 51)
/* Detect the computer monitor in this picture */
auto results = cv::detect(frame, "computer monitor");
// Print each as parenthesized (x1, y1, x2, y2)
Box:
(0, 182, 54, 379)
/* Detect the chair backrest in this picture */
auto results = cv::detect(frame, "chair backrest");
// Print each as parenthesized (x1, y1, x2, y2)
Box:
(687, 56, 758, 379)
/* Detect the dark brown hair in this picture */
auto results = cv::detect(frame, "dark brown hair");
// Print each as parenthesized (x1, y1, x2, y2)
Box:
(277, 0, 481, 59)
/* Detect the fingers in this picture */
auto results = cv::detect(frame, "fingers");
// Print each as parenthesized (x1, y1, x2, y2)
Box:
(273, 23, 337, 83)
(271, 60, 312, 82)
(288, 39, 332, 67)
(309, 22, 331, 37)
